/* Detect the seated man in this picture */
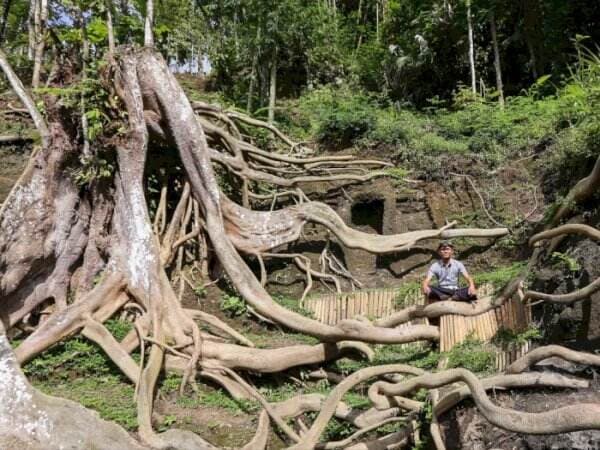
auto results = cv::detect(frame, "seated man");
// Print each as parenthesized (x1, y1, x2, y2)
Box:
(422, 241, 477, 302)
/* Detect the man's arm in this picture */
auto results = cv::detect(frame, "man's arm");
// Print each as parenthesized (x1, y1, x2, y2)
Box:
(460, 265, 477, 296)
(422, 273, 433, 295)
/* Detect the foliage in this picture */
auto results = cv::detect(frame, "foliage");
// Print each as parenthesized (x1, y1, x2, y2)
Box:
(220, 293, 248, 317)
(492, 326, 542, 347)
(331, 343, 440, 375)
(551, 251, 582, 273)
(198, 389, 258, 413)
(273, 294, 314, 318)
(446, 336, 494, 373)
(472, 262, 527, 290)
(71, 154, 115, 187)
(394, 282, 422, 308)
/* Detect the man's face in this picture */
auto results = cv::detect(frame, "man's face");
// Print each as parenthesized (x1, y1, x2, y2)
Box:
(438, 246, 454, 259)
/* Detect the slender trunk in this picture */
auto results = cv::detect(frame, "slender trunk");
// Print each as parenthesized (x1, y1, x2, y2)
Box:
(467, 0, 476, 94)
(0, 0, 12, 44)
(489, 10, 504, 107)
(523, 0, 543, 80)
(31, 0, 47, 88)
(268, 50, 277, 124)
(247, 26, 261, 113)
(79, 12, 89, 66)
(27, 0, 35, 60)
(526, 38, 538, 80)
(144, 0, 153, 47)
(106, 0, 115, 57)
(247, 55, 258, 113)
(376, 0, 380, 42)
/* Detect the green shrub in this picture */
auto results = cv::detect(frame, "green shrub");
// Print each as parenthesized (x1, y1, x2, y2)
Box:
(294, 86, 377, 148)
(473, 262, 527, 290)
(446, 337, 494, 373)
(220, 293, 248, 317)
(492, 326, 542, 347)
(316, 102, 375, 148)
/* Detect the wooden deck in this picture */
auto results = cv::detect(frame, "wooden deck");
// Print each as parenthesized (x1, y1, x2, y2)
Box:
(304, 283, 533, 370)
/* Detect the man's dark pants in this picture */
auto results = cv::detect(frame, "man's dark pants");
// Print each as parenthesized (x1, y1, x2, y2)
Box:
(427, 286, 477, 302)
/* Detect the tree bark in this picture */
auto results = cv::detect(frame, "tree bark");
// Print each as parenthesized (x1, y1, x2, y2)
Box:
(467, 0, 476, 94)
(523, 0, 544, 80)
(246, 26, 260, 113)
(489, 10, 504, 107)
(144, 0, 153, 47)
(106, 0, 115, 57)
(0, 0, 12, 44)
(27, 0, 35, 60)
(31, 0, 47, 88)
(268, 49, 277, 124)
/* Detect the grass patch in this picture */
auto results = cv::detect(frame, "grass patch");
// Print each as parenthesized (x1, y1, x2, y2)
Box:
(34, 376, 137, 429)
(492, 326, 542, 348)
(445, 336, 495, 373)
(273, 294, 315, 318)
(330, 343, 440, 375)
(21, 319, 134, 379)
(473, 262, 527, 291)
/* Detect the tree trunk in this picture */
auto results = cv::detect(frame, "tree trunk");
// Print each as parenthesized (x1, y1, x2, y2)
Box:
(31, 0, 47, 88)
(144, 0, 153, 47)
(4, 43, 594, 449)
(523, 0, 544, 80)
(268, 50, 277, 124)
(0, 0, 12, 44)
(376, 0, 380, 42)
(489, 10, 504, 107)
(247, 26, 260, 113)
(106, 0, 115, 57)
(467, 0, 476, 94)
(27, 0, 36, 60)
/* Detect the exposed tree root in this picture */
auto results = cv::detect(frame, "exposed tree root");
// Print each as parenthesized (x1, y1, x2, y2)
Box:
(549, 154, 600, 226)
(506, 345, 600, 374)
(374, 368, 600, 434)
(523, 276, 600, 304)
(529, 223, 600, 246)
(375, 279, 520, 327)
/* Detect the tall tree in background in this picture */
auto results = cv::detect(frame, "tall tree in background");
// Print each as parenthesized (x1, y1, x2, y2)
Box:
(31, 0, 47, 87)
(467, 0, 477, 93)
(489, 4, 504, 106)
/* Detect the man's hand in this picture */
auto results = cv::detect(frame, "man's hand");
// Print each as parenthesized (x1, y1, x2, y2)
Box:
(422, 274, 432, 296)
(468, 285, 477, 296)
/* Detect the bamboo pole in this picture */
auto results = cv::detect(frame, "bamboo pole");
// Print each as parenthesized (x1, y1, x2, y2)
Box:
(361, 291, 367, 316)
(330, 296, 335, 325)
(440, 316, 447, 352)
(449, 315, 456, 350)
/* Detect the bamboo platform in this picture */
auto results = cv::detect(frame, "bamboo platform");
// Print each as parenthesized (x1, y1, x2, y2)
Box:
(304, 283, 533, 370)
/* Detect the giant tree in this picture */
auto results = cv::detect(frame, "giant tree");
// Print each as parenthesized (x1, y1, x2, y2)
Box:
(1, 3, 600, 449)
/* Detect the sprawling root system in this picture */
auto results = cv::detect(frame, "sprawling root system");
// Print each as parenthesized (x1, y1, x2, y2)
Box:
(1, 47, 600, 449)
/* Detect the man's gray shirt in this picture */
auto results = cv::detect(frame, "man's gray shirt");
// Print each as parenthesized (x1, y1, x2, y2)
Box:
(427, 259, 467, 289)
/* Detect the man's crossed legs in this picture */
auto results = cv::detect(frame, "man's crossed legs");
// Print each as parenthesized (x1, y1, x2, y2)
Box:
(427, 286, 477, 302)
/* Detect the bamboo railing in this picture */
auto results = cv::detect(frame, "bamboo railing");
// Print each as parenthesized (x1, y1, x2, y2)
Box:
(304, 283, 533, 370)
